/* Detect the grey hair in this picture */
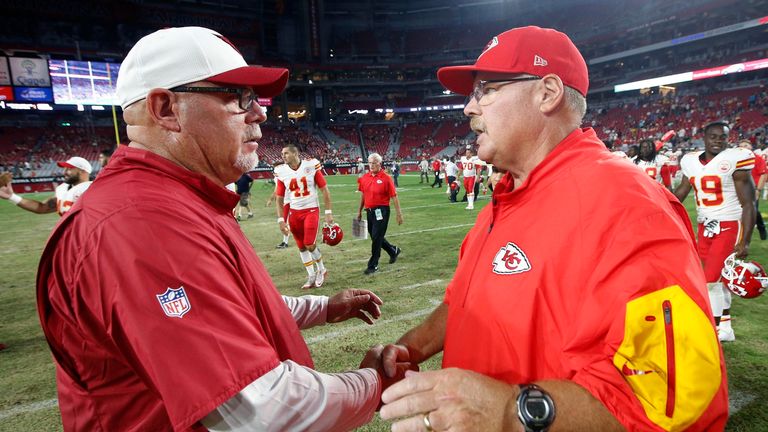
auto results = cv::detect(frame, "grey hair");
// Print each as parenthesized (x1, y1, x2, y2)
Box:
(368, 153, 383, 163)
(564, 86, 587, 122)
(517, 74, 587, 122)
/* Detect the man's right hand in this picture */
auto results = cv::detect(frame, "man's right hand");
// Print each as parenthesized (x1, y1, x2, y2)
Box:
(359, 343, 419, 382)
(278, 220, 290, 235)
(360, 344, 418, 394)
(380, 344, 417, 378)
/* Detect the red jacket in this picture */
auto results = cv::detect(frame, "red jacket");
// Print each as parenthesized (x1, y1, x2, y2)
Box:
(443, 128, 728, 431)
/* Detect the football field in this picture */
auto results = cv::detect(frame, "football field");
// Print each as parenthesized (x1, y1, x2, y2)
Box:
(1, 173, 766, 431)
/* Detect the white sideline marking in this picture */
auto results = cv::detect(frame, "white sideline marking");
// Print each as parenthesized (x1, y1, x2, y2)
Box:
(385, 224, 474, 238)
(729, 389, 755, 414)
(237, 202, 459, 229)
(343, 223, 473, 243)
(401, 279, 444, 290)
(4, 202, 471, 241)
(306, 302, 438, 345)
(0, 398, 58, 420)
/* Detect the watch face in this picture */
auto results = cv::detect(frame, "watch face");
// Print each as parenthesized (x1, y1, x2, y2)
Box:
(528, 399, 550, 420)
(517, 385, 555, 432)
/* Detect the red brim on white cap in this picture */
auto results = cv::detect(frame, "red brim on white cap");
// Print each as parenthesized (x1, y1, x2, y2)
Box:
(56, 162, 75, 169)
(208, 66, 289, 98)
(437, 65, 529, 96)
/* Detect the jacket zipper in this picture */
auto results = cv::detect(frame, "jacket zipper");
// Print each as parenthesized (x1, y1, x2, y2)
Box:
(462, 199, 496, 306)
(663, 300, 676, 418)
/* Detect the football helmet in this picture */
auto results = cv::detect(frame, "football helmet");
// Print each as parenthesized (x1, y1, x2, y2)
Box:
(322, 223, 343, 246)
(720, 253, 768, 299)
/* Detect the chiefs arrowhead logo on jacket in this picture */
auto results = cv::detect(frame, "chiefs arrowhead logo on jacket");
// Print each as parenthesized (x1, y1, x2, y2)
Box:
(492, 242, 531, 275)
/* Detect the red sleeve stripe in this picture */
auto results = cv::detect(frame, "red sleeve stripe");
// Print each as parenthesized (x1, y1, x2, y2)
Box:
(736, 159, 755, 168)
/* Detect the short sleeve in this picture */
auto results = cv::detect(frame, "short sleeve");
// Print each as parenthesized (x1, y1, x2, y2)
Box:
(315, 170, 327, 188)
(77, 206, 287, 429)
(275, 178, 286, 197)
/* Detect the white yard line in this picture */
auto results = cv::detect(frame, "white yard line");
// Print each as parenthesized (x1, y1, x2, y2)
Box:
(306, 301, 438, 345)
(400, 279, 444, 290)
(343, 223, 474, 243)
(384, 223, 474, 238)
(729, 389, 756, 414)
(0, 398, 58, 420)
(3, 202, 471, 241)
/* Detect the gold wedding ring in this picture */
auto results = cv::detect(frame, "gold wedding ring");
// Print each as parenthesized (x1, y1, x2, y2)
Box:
(423, 412, 434, 431)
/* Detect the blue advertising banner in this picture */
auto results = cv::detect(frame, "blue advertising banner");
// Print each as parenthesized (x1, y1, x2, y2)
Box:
(13, 86, 54, 102)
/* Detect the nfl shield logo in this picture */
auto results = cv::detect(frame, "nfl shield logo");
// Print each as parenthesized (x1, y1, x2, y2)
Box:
(156, 286, 192, 318)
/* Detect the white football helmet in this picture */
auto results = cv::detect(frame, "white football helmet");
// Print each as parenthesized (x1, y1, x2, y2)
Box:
(720, 253, 768, 299)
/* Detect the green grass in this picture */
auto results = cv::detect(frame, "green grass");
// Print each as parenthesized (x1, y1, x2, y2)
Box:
(1, 173, 767, 431)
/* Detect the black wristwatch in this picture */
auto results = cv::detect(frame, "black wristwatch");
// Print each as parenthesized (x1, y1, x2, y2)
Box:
(516, 384, 556, 432)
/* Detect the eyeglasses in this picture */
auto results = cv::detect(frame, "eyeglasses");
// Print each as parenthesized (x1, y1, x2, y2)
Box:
(468, 77, 540, 105)
(170, 85, 259, 112)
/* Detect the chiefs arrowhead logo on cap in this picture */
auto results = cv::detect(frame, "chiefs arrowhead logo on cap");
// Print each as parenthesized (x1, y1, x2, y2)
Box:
(477, 36, 499, 60)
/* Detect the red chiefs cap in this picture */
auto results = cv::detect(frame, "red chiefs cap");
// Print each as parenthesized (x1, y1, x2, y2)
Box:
(437, 26, 589, 97)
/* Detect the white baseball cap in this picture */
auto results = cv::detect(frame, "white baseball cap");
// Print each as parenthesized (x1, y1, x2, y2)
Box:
(57, 157, 93, 174)
(115, 26, 289, 109)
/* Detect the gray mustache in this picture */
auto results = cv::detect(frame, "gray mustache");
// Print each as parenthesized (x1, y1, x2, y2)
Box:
(470, 117, 485, 133)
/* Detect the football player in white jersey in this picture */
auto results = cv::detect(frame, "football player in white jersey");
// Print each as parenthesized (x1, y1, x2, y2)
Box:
(0, 156, 92, 216)
(666, 147, 683, 184)
(274, 145, 334, 289)
(267, 161, 292, 249)
(633, 139, 671, 191)
(459, 147, 485, 209)
(673, 121, 755, 342)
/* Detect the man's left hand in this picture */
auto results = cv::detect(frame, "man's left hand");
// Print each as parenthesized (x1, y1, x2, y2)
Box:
(396, 212, 403, 225)
(324, 214, 334, 225)
(380, 368, 518, 432)
(327, 289, 383, 324)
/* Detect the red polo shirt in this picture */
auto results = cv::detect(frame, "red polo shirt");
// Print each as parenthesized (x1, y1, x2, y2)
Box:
(443, 128, 728, 431)
(750, 152, 766, 186)
(37, 146, 313, 431)
(358, 170, 397, 208)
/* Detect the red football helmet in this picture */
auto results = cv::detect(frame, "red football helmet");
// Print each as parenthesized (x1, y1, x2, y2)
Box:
(322, 223, 343, 246)
(721, 253, 768, 299)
